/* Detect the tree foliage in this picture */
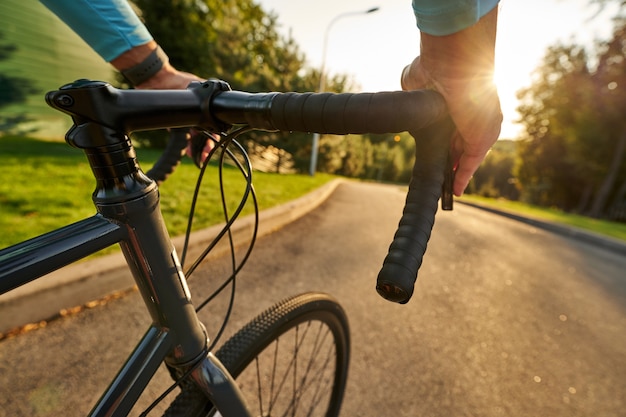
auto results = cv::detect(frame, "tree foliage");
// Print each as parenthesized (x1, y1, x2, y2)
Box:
(468, 140, 520, 200)
(513, 15, 626, 220)
(131, 0, 357, 174)
(466, 6, 626, 221)
(313, 132, 417, 182)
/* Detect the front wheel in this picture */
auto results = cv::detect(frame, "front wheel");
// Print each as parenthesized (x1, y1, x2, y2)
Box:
(166, 292, 350, 417)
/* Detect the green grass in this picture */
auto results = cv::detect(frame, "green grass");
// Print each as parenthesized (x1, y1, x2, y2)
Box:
(0, 136, 335, 250)
(5, 135, 623, 255)
(459, 194, 626, 242)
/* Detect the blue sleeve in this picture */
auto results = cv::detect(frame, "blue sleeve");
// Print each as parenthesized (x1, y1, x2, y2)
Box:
(40, 0, 153, 62)
(412, 0, 500, 36)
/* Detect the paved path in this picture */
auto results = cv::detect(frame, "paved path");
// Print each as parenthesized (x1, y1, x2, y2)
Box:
(1, 181, 625, 416)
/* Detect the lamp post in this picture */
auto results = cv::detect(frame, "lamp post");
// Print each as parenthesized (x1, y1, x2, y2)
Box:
(309, 6, 380, 176)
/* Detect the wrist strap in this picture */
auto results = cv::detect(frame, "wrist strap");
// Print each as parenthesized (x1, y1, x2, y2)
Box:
(121, 46, 169, 86)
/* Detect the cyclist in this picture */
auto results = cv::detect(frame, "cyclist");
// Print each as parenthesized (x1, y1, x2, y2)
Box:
(39, 0, 214, 161)
(402, 0, 503, 197)
(41, 0, 502, 196)
(40, 0, 201, 90)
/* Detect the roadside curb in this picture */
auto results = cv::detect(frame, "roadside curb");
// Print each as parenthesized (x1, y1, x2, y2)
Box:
(457, 200, 626, 256)
(4, 183, 623, 333)
(0, 179, 343, 333)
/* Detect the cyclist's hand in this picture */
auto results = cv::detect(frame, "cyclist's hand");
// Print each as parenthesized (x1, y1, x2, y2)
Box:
(111, 41, 204, 90)
(401, 8, 502, 197)
(141, 68, 216, 166)
(135, 65, 204, 90)
(185, 129, 219, 168)
(124, 50, 214, 164)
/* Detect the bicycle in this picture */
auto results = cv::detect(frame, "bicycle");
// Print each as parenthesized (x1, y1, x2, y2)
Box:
(0, 78, 454, 416)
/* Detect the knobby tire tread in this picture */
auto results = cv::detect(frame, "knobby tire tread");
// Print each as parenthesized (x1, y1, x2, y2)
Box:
(162, 292, 350, 417)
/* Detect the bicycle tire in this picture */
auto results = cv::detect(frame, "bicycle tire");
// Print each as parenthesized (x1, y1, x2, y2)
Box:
(164, 292, 350, 417)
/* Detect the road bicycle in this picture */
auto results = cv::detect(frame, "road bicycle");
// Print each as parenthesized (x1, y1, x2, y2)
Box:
(0, 78, 454, 416)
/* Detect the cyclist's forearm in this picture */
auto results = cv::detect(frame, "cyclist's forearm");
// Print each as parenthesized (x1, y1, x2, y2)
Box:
(418, 6, 498, 83)
(40, 0, 203, 89)
(111, 43, 203, 89)
(40, 0, 153, 62)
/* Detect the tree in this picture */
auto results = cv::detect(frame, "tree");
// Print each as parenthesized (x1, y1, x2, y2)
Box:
(131, 0, 362, 174)
(468, 140, 519, 200)
(587, 19, 626, 217)
(514, 16, 626, 219)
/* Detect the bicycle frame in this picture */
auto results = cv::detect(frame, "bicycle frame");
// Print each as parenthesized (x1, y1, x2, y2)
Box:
(0, 105, 254, 416)
(2, 78, 450, 416)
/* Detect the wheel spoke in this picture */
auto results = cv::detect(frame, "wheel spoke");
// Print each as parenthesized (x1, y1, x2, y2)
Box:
(180, 294, 350, 417)
(267, 322, 312, 411)
(281, 323, 336, 417)
(255, 357, 264, 416)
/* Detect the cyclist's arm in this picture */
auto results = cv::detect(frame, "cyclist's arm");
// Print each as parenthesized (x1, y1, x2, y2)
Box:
(39, 0, 151, 62)
(411, 0, 500, 36)
(403, 1, 502, 196)
(39, 0, 202, 89)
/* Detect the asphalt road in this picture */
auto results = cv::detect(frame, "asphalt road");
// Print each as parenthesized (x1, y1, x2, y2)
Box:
(1, 181, 625, 417)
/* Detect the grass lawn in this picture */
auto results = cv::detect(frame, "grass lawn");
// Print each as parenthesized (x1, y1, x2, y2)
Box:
(0, 136, 335, 250)
(459, 194, 626, 242)
(3, 136, 624, 254)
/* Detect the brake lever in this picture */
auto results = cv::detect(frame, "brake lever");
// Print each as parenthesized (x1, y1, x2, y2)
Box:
(189, 129, 208, 168)
(441, 150, 455, 211)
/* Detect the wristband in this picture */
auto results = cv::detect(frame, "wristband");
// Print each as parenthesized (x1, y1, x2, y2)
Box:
(121, 46, 169, 86)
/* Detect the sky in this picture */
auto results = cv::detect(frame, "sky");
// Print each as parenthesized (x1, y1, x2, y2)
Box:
(257, 0, 621, 139)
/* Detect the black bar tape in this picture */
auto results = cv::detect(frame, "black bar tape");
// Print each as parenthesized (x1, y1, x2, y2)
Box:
(375, 117, 455, 304)
(261, 89, 453, 304)
(268, 90, 447, 134)
(145, 128, 188, 184)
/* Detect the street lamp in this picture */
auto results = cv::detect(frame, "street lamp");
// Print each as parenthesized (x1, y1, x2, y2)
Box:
(309, 6, 380, 176)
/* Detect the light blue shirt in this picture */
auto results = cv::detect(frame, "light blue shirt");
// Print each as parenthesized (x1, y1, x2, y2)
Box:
(40, 0, 153, 62)
(412, 0, 500, 36)
(41, 0, 500, 63)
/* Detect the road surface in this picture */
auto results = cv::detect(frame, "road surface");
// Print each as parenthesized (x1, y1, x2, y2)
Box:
(1, 181, 625, 416)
